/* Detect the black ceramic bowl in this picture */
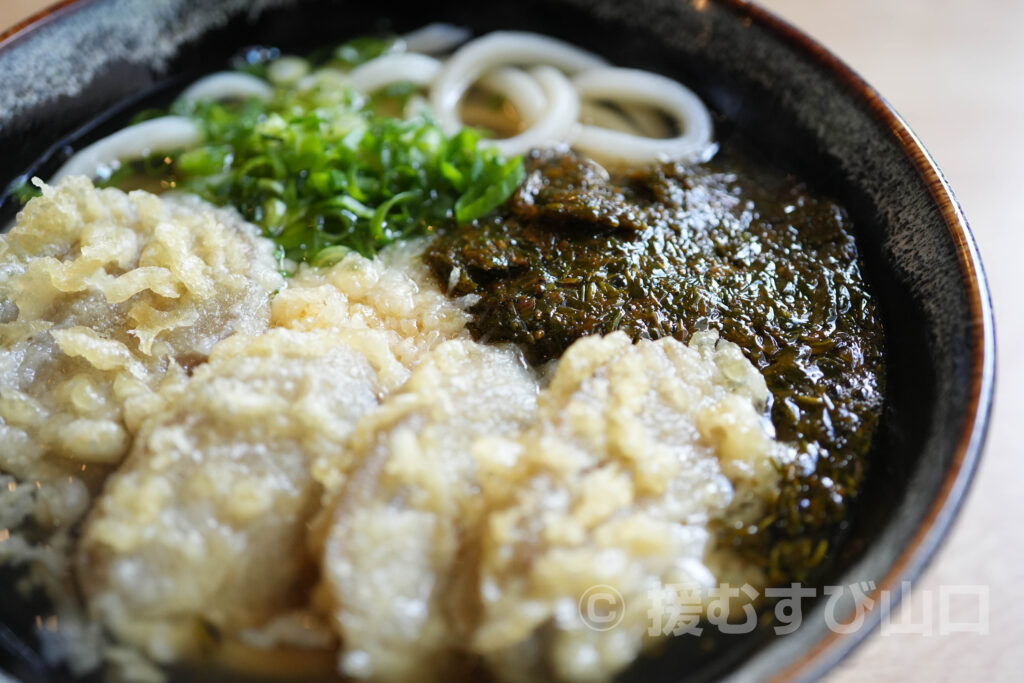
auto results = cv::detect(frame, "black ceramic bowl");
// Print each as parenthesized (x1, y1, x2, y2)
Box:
(0, 1, 994, 681)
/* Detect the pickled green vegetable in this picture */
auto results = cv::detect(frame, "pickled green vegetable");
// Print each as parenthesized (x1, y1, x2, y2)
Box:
(425, 148, 886, 582)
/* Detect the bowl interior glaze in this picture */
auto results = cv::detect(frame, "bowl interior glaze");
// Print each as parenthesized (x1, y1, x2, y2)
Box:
(0, 1, 994, 681)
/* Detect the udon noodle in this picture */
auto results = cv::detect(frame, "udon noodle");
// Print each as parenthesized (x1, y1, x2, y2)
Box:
(53, 27, 714, 184)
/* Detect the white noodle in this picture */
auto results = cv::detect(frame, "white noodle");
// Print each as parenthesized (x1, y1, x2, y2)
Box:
(404, 94, 431, 119)
(267, 56, 310, 86)
(177, 71, 273, 104)
(478, 67, 547, 125)
(295, 66, 347, 94)
(401, 23, 472, 54)
(347, 53, 442, 93)
(48, 30, 718, 187)
(431, 31, 605, 135)
(570, 67, 713, 164)
(487, 66, 579, 157)
(52, 116, 202, 182)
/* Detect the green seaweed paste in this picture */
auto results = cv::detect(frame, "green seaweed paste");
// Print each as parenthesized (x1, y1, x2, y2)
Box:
(424, 147, 886, 583)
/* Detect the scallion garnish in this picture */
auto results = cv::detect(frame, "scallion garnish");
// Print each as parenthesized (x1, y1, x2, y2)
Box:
(123, 52, 525, 268)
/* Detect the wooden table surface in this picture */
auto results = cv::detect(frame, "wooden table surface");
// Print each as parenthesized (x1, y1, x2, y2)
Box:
(2, 1, 1019, 681)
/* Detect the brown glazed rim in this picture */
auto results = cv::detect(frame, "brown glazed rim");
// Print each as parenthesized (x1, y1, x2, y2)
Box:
(0, 1, 996, 681)
(0, 0, 84, 47)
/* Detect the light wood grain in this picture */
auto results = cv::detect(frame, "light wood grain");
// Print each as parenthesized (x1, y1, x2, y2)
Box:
(2, 1, 1019, 680)
(0, 0, 48, 32)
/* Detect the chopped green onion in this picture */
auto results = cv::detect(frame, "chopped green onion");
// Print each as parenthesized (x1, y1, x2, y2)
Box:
(119, 49, 525, 269)
(455, 157, 526, 224)
(310, 244, 352, 268)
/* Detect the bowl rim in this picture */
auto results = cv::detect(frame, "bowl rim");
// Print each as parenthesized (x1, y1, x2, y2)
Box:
(0, 1, 996, 681)
(0, 0, 86, 48)
(709, 0, 995, 680)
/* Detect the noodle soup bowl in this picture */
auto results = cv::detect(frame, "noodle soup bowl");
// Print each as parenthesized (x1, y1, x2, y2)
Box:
(0, 0, 994, 681)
